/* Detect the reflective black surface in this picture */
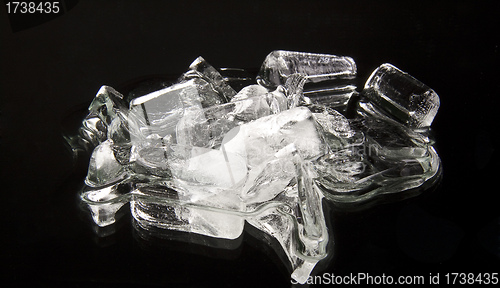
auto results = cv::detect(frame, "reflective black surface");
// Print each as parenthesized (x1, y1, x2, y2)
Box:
(3, 1, 499, 287)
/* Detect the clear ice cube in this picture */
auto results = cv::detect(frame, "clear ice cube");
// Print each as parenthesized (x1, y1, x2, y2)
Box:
(170, 146, 248, 188)
(241, 143, 298, 204)
(245, 153, 328, 284)
(174, 86, 289, 148)
(179, 56, 237, 102)
(85, 139, 128, 187)
(81, 86, 128, 146)
(305, 88, 357, 110)
(84, 184, 129, 227)
(257, 50, 357, 88)
(363, 63, 440, 128)
(222, 107, 327, 169)
(131, 198, 245, 240)
(310, 105, 354, 138)
(257, 50, 357, 111)
(129, 143, 247, 240)
(230, 84, 269, 102)
(128, 78, 227, 143)
(88, 86, 127, 126)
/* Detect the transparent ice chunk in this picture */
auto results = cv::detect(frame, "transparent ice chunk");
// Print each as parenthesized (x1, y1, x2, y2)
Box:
(81, 86, 128, 147)
(131, 198, 245, 240)
(83, 184, 129, 227)
(128, 78, 227, 143)
(305, 88, 357, 110)
(241, 143, 297, 204)
(85, 139, 128, 187)
(245, 153, 328, 285)
(362, 63, 440, 128)
(179, 56, 237, 102)
(174, 85, 290, 148)
(257, 50, 357, 111)
(170, 146, 248, 188)
(129, 143, 247, 240)
(87, 86, 127, 127)
(311, 105, 354, 138)
(230, 84, 269, 102)
(222, 107, 328, 169)
(257, 50, 357, 88)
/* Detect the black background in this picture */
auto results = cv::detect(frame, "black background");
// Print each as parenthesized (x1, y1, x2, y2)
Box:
(2, 1, 499, 287)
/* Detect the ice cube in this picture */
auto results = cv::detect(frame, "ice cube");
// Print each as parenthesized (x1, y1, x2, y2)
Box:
(130, 142, 247, 240)
(131, 198, 244, 240)
(305, 88, 357, 110)
(362, 63, 440, 128)
(82, 86, 128, 146)
(83, 184, 128, 227)
(85, 139, 128, 187)
(179, 56, 237, 102)
(241, 144, 298, 204)
(128, 78, 227, 143)
(257, 50, 357, 88)
(175, 88, 289, 148)
(222, 107, 328, 168)
(283, 73, 307, 109)
(129, 137, 172, 178)
(76, 52, 443, 286)
(230, 84, 269, 102)
(245, 155, 328, 284)
(310, 105, 354, 138)
(171, 146, 248, 188)
(88, 85, 128, 126)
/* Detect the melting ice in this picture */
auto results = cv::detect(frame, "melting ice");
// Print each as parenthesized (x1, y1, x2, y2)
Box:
(78, 51, 441, 284)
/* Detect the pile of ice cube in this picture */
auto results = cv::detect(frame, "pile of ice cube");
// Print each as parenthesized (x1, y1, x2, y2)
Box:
(78, 50, 441, 284)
